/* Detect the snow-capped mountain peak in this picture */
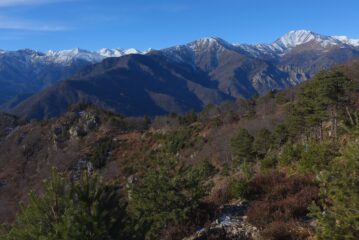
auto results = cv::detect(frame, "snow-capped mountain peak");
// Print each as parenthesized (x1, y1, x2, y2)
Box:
(260, 30, 359, 54)
(188, 37, 233, 51)
(333, 35, 359, 47)
(46, 48, 104, 64)
(43, 48, 144, 65)
(124, 48, 141, 54)
(272, 30, 334, 51)
(97, 48, 142, 57)
(1, 30, 358, 68)
(98, 48, 125, 58)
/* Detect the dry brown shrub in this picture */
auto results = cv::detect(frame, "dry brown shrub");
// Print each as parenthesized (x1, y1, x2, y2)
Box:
(245, 171, 318, 238)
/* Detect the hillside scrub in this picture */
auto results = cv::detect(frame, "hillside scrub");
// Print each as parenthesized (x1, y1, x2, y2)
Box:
(128, 152, 215, 240)
(2, 169, 130, 240)
(1, 65, 359, 239)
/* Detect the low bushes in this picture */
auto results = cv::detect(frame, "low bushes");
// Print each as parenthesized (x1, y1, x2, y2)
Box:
(89, 137, 116, 169)
(228, 178, 252, 200)
(261, 221, 311, 240)
(243, 172, 318, 239)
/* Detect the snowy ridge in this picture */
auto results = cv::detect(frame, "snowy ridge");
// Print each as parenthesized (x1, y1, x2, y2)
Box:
(46, 48, 144, 64)
(46, 48, 104, 64)
(333, 36, 359, 47)
(97, 48, 144, 57)
(0, 47, 144, 65)
(253, 30, 359, 54)
(273, 30, 320, 50)
(189, 37, 231, 49)
(0, 30, 358, 65)
(98, 48, 126, 58)
(163, 30, 359, 62)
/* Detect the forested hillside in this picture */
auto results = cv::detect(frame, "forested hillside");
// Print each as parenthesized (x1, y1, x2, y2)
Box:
(0, 61, 359, 240)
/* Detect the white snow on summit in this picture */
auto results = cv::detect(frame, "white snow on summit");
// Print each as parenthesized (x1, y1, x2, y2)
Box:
(271, 30, 340, 51)
(162, 30, 359, 63)
(333, 35, 359, 47)
(46, 48, 104, 64)
(45, 48, 143, 65)
(236, 30, 359, 56)
(189, 37, 232, 50)
(124, 48, 141, 54)
(274, 30, 317, 49)
(1, 30, 358, 67)
(98, 48, 143, 57)
(98, 48, 125, 58)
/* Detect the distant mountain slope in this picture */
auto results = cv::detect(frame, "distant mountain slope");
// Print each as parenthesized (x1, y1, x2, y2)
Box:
(4, 30, 359, 119)
(12, 52, 232, 119)
(0, 48, 144, 107)
(162, 37, 306, 97)
(162, 30, 359, 97)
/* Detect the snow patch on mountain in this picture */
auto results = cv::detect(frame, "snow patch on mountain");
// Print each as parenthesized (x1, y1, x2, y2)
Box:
(234, 30, 359, 57)
(46, 48, 103, 64)
(123, 48, 141, 54)
(188, 37, 234, 51)
(1, 30, 358, 66)
(273, 30, 317, 49)
(333, 36, 359, 47)
(271, 30, 344, 53)
(45, 48, 143, 64)
(98, 48, 125, 58)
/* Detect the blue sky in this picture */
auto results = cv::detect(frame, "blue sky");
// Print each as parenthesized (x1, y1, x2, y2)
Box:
(0, 0, 358, 51)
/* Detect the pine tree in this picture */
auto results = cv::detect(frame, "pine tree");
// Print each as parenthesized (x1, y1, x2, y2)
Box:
(315, 70, 353, 139)
(68, 173, 129, 240)
(128, 153, 213, 240)
(3, 169, 129, 240)
(231, 128, 255, 165)
(272, 124, 289, 147)
(3, 169, 72, 240)
(285, 70, 356, 141)
(253, 128, 273, 159)
(310, 141, 359, 239)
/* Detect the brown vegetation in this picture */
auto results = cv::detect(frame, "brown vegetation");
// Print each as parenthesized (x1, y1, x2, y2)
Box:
(246, 172, 318, 239)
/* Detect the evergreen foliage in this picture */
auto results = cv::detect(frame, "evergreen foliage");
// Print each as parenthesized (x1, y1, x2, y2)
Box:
(310, 141, 359, 239)
(272, 124, 289, 147)
(177, 111, 198, 125)
(253, 128, 273, 159)
(164, 128, 193, 154)
(231, 128, 254, 165)
(3, 67, 359, 240)
(128, 153, 213, 239)
(285, 70, 357, 140)
(2, 169, 129, 240)
(90, 137, 116, 169)
(296, 140, 339, 173)
(229, 178, 251, 200)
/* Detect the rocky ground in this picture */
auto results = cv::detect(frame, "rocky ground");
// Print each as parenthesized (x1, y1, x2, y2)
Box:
(184, 200, 261, 240)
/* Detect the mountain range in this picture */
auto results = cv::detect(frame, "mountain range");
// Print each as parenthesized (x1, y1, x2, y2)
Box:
(0, 47, 145, 107)
(2, 30, 359, 119)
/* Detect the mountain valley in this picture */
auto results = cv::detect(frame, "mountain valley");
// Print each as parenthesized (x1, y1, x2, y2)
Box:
(2, 30, 359, 120)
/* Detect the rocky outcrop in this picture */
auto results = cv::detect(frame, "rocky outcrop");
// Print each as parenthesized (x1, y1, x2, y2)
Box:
(68, 111, 99, 139)
(69, 159, 94, 181)
(184, 200, 261, 240)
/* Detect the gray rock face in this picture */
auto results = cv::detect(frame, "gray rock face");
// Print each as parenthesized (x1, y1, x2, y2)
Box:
(184, 200, 261, 240)
(69, 159, 94, 181)
(163, 31, 359, 99)
(4, 30, 359, 119)
(68, 111, 99, 139)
